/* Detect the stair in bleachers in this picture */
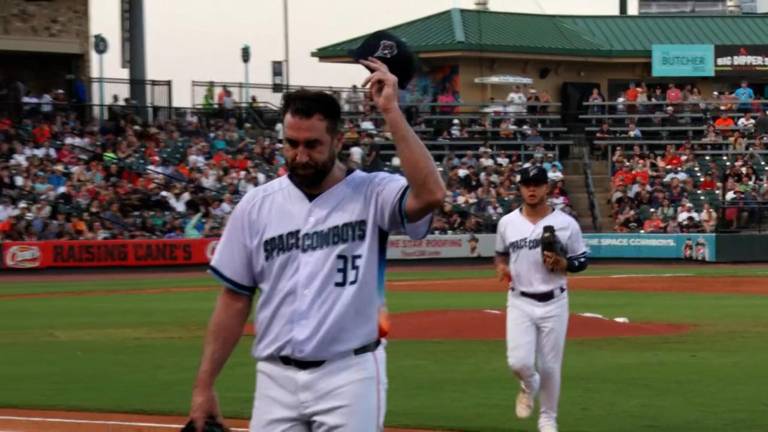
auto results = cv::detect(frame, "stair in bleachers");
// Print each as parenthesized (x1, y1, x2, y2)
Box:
(562, 158, 612, 232)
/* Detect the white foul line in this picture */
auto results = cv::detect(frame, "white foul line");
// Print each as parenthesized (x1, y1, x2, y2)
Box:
(0, 415, 248, 431)
(574, 273, 694, 279)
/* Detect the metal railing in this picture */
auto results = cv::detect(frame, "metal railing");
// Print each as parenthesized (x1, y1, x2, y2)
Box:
(583, 151, 602, 232)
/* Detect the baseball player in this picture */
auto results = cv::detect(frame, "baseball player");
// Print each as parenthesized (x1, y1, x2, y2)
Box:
(495, 166, 588, 432)
(187, 57, 445, 432)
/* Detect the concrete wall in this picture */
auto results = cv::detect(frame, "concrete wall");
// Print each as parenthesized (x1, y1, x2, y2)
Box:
(0, 0, 89, 79)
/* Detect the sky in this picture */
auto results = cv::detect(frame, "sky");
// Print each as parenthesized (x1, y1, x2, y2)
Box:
(89, 0, 637, 106)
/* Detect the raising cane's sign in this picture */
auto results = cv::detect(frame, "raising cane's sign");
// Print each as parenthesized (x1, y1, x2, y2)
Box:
(1, 239, 219, 269)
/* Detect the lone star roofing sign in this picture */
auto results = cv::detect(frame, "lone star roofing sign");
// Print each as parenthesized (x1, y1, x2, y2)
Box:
(715, 45, 768, 76)
(652, 45, 715, 77)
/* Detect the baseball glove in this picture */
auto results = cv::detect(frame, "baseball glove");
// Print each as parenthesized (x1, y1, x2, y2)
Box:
(180, 416, 231, 432)
(541, 225, 567, 259)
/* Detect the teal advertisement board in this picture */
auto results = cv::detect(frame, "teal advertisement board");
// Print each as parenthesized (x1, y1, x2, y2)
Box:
(584, 234, 716, 262)
(652, 44, 715, 77)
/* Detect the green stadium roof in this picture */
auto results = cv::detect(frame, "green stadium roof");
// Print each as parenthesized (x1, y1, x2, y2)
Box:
(313, 9, 768, 60)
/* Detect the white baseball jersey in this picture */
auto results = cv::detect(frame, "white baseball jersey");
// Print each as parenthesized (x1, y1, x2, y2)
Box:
(210, 170, 430, 361)
(495, 208, 586, 293)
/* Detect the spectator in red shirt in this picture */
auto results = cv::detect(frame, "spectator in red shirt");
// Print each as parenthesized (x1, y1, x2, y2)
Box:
(612, 164, 635, 188)
(715, 113, 736, 137)
(643, 211, 665, 233)
(32, 123, 51, 144)
(625, 82, 639, 114)
(663, 151, 682, 168)
(700, 173, 717, 191)
(666, 83, 682, 106)
(633, 161, 650, 185)
(57, 143, 78, 165)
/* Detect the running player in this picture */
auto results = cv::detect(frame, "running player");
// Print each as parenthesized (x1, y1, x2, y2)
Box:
(495, 165, 588, 432)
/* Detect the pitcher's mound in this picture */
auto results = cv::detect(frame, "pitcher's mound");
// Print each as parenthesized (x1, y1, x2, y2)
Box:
(243, 310, 689, 340)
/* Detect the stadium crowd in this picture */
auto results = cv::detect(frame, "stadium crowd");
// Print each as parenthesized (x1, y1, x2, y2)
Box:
(586, 80, 768, 232)
(0, 88, 575, 241)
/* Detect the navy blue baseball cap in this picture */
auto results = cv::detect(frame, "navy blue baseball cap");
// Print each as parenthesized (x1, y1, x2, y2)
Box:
(349, 31, 416, 90)
(519, 166, 549, 186)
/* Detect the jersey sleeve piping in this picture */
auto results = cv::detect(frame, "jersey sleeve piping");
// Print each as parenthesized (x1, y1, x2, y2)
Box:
(398, 185, 410, 229)
(209, 265, 258, 297)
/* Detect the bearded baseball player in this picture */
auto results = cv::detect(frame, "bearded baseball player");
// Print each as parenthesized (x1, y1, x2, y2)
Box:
(187, 57, 445, 431)
(495, 166, 588, 432)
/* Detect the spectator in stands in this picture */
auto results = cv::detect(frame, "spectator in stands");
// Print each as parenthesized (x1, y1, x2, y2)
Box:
(461, 150, 477, 169)
(537, 89, 552, 114)
(700, 123, 722, 146)
(525, 127, 544, 144)
(642, 210, 664, 233)
(700, 173, 717, 191)
(715, 112, 736, 137)
(734, 80, 755, 113)
(688, 87, 704, 112)
(666, 83, 683, 108)
(495, 150, 511, 167)
(344, 85, 365, 113)
(588, 88, 605, 114)
(625, 122, 642, 139)
(526, 89, 540, 114)
(756, 110, 768, 137)
(730, 130, 746, 152)
(677, 202, 699, 227)
(700, 202, 718, 232)
(612, 164, 634, 188)
(738, 111, 756, 135)
(547, 165, 564, 182)
(506, 85, 527, 116)
(636, 82, 649, 113)
(624, 82, 639, 114)
(475, 151, 494, 170)
(650, 85, 665, 111)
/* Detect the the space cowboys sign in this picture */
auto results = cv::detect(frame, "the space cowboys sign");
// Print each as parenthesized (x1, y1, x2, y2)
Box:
(715, 45, 768, 76)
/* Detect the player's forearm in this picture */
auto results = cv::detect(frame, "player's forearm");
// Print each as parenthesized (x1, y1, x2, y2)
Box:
(383, 109, 446, 216)
(194, 289, 252, 389)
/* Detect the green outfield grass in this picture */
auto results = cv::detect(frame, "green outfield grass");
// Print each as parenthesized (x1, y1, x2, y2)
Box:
(1, 265, 767, 431)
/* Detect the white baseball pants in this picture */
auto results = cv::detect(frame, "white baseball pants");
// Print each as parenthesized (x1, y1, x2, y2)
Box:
(506, 290, 569, 430)
(249, 344, 387, 432)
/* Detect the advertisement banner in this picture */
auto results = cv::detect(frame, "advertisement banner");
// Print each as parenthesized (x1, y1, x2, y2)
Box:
(2, 239, 219, 269)
(652, 44, 715, 77)
(584, 234, 716, 262)
(386, 234, 495, 260)
(715, 45, 768, 76)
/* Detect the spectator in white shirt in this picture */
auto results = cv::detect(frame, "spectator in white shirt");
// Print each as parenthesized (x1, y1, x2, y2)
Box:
(506, 85, 527, 114)
(677, 203, 700, 224)
(219, 194, 234, 215)
(547, 165, 564, 182)
(737, 112, 756, 135)
(663, 166, 689, 183)
(187, 148, 207, 169)
(495, 151, 510, 167)
(478, 150, 495, 168)
(160, 185, 191, 213)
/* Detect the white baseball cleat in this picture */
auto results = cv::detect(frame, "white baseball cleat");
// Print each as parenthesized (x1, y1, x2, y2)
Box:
(538, 424, 558, 432)
(515, 387, 534, 418)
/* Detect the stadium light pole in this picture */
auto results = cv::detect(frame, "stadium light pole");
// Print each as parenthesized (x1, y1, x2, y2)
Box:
(242, 44, 251, 103)
(93, 34, 108, 124)
(283, 0, 290, 89)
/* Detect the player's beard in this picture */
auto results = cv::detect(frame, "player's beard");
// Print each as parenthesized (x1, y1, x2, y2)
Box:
(287, 147, 337, 190)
